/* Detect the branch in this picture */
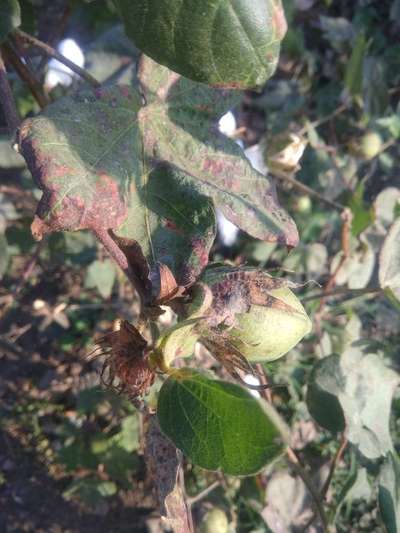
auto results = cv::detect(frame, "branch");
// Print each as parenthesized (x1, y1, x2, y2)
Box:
(14, 29, 100, 88)
(301, 435, 348, 532)
(321, 435, 348, 499)
(1, 42, 50, 108)
(297, 104, 348, 137)
(0, 49, 20, 134)
(271, 168, 345, 212)
(91, 229, 148, 311)
(255, 365, 328, 530)
(302, 286, 382, 303)
(286, 447, 329, 533)
(187, 480, 221, 506)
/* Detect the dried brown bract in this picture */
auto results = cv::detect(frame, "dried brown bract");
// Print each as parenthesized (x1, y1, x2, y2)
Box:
(91, 320, 155, 399)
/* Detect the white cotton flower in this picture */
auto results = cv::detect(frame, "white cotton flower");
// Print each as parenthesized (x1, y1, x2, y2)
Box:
(216, 210, 239, 247)
(243, 375, 261, 398)
(218, 110, 237, 137)
(45, 38, 84, 89)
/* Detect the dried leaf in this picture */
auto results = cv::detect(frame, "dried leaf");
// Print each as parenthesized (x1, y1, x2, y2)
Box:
(145, 416, 193, 533)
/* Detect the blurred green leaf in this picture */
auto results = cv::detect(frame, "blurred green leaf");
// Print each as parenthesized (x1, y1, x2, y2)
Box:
(306, 354, 346, 433)
(101, 445, 139, 486)
(77, 386, 109, 414)
(63, 477, 117, 506)
(58, 438, 99, 471)
(344, 32, 367, 97)
(379, 218, 400, 304)
(307, 348, 399, 460)
(158, 369, 285, 476)
(85, 259, 116, 299)
(347, 182, 375, 237)
(0, 0, 20, 43)
(379, 452, 400, 533)
(0, 234, 9, 278)
(110, 414, 139, 452)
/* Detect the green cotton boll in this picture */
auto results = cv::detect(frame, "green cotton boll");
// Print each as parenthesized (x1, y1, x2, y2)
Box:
(187, 266, 312, 364)
(228, 287, 312, 362)
(200, 508, 229, 533)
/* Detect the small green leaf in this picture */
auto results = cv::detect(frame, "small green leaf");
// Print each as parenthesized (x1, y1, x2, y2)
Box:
(0, 234, 9, 279)
(306, 354, 346, 434)
(157, 369, 285, 476)
(85, 259, 116, 299)
(116, 0, 287, 89)
(347, 182, 375, 237)
(63, 477, 117, 506)
(379, 452, 400, 533)
(344, 32, 367, 97)
(110, 414, 140, 452)
(379, 218, 400, 304)
(0, 0, 20, 43)
(307, 349, 399, 460)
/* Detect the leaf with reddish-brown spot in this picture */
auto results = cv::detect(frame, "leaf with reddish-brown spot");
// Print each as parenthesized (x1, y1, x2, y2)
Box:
(19, 60, 298, 292)
(139, 56, 299, 247)
(19, 87, 216, 286)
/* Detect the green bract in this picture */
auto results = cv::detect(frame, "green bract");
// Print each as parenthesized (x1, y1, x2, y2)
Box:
(116, 0, 287, 89)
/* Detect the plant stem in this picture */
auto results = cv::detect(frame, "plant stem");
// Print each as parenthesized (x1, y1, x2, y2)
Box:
(91, 228, 146, 311)
(297, 104, 348, 136)
(322, 435, 348, 499)
(1, 42, 49, 108)
(302, 287, 382, 303)
(14, 29, 100, 88)
(0, 49, 20, 134)
(256, 365, 328, 530)
(188, 480, 221, 505)
(271, 168, 345, 212)
(286, 447, 329, 532)
(301, 435, 348, 532)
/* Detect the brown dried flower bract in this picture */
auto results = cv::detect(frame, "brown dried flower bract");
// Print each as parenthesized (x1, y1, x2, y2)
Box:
(91, 320, 155, 399)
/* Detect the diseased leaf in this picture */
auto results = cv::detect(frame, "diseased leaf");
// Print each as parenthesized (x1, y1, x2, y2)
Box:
(307, 348, 399, 460)
(379, 218, 400, 304)
(19, 60, 298, 291)
(116, 0, 287, 89)
(138, 57, 298, 247)
(19, 87, 216, 287)
(0, 0, 20, 43)
(379, 452, 400, 533)
(157, 368, 285, 475)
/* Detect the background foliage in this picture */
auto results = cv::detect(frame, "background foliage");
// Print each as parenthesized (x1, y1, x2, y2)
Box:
(0, 0, 399, 532)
